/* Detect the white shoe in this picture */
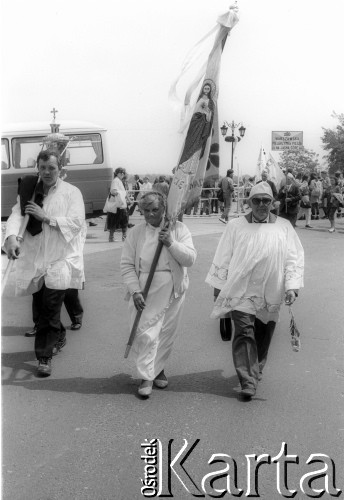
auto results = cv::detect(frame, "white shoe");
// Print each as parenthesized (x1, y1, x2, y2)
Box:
(328, 228, 335, 233)
(138, 380, 153, 397)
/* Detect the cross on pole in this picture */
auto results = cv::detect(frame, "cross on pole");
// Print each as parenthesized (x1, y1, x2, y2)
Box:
(50, 108, 58, 121)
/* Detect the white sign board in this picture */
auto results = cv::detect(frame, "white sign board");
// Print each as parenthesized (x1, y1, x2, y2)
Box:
(271, 131, 303, 151)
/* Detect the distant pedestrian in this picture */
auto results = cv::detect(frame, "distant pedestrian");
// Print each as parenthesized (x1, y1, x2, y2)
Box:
(200, 178, 213, 216)
(327, 177, 342, 233)
(309, 173, 322, 220)
(219, 169, 234, 223)
(278, 173, 301, 227)
(106, 168, 129, 242)
(128, 174, 143, 216)
(154, 176, 170, 198)
(184, 196, 200, 216)
(320, 170, 331, 218)
(141, 176, 152, 195)
(297, 174, 313, 228)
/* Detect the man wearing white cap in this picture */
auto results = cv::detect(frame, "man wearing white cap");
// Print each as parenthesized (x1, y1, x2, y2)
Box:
(206, 182, 304, 399)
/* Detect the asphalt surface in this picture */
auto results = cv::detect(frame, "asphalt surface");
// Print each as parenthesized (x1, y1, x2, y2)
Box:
(1, 213, 344, 500)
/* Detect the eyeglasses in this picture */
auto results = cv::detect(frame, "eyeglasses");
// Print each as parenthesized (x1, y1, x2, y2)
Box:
(251, 197, 272, 206)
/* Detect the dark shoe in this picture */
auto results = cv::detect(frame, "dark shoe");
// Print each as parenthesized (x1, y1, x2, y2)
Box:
(153, 371, 168, 389)
(25, 327, 37, 337)
(258, 372, 263, 381)
(89, 221, 97, 226)
(122, 234, 127, 241)
(37, 358, 52, 377)
(218, 217, 227, 224)
(71, 322, 81, 330)
(52, 337, 66, 356)
(241, 387, 256, 399)
(138, 380, 153, 397)
(128, 223, 135, 228)
(305, 225, 313, 228)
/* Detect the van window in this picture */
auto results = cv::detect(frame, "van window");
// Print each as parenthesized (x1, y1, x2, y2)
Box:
(11, 133, 103, 169)
(12, 137, 43, 169)
(66, 134, 103, 165)
(1, 138, 10, 169)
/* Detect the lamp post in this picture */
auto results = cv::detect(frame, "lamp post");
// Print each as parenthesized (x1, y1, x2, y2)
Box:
(220, 120, 246, 171)
(220, 121, 246, 215)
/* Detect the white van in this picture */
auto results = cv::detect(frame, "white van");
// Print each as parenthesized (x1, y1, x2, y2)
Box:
(1, 121, 113, 218)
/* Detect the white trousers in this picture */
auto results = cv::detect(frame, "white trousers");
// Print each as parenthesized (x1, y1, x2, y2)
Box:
(129, 271, 185, 380)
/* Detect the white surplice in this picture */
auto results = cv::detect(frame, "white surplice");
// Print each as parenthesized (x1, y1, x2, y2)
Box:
(5, 178, 86, 296)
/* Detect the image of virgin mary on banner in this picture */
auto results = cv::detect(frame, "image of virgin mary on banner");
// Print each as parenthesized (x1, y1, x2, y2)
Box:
(167, 4, 240, 224)
(179, 80, 215, 167)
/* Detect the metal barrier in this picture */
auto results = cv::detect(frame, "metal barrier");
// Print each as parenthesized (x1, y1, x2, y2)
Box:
(127, 187, 248, 215)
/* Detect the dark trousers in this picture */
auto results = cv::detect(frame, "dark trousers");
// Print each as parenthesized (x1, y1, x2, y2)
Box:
(231, 311, 276, 390)
(311, 202, 319, 217)
(128, 201, 138, 216)
(32, 288, 83, 326)
(64, 289, 83, 324)
(33, 285, 66, 360)
(279, 210, 298, 228)
(211, 198, 219, 213)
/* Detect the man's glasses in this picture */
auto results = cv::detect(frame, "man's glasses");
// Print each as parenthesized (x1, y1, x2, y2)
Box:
(251, 197, 272, 206)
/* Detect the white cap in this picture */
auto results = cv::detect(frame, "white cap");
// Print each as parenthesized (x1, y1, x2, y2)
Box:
(248, 182, 273, 200)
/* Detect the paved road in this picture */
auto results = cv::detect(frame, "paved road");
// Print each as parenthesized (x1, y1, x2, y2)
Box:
(2, 215, 344, 499)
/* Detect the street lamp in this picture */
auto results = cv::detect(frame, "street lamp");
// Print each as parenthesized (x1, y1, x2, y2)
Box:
(220, 120, 246, 171)
(221, 121, 246, 215)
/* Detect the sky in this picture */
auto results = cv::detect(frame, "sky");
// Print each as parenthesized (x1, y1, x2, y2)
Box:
(1, 0, 343, 177)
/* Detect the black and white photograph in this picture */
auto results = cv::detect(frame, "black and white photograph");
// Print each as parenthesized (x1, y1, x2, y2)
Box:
(1, 0, 343, 498)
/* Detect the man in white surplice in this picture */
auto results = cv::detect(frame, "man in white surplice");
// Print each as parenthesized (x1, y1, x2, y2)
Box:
(4, 150, 86, 377)
(206, 182, 304, 399)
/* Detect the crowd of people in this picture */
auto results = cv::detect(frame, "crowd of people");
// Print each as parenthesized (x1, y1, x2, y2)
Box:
(4, 147, 342, 400)
(216, 168, 344, 233)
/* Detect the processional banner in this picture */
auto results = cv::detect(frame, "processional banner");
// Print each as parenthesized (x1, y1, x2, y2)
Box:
(166, 5, 240, 224)
(265, 152, 285, 190)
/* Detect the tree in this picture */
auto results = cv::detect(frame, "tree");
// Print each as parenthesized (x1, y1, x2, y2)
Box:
(278, 147, 320, 175)
(321, 112, 344, 175)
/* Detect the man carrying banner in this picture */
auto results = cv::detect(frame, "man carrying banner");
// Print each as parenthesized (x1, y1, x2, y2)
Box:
(121, 191, 196, 398)
(4, 150, 86, 377)
(206, 182, 304, 399)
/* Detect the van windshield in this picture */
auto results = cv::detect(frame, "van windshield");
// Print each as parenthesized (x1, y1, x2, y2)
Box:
(11, 133, 103, 169)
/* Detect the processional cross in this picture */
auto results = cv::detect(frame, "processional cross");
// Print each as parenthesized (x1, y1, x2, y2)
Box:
(50, 107, 58, 122)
